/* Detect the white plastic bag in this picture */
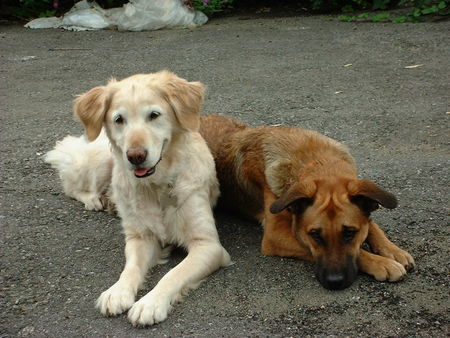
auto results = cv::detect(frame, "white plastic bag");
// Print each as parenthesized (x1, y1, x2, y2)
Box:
(25, 0, 208, 32)
(24, 16, 62, 29)
(115, 0, 207, 31)
(61, 1, 111, 30)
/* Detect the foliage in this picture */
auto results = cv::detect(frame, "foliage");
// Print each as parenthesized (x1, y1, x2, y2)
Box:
(337, 0, 449, 22)
(13, 0, 56, 18)
(190, 0, 235, 16)
(338, 12, 391, 21)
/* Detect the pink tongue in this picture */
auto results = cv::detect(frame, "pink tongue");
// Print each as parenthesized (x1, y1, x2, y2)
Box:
(134, 168, 148, 177)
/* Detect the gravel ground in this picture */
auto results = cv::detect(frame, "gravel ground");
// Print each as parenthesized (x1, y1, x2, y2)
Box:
(0, 13, 449, 337)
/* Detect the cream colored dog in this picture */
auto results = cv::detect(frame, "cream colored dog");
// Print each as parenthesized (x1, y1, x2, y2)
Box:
(45, 71, 230, 326)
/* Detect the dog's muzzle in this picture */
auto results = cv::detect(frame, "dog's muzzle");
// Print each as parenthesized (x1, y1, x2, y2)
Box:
(315, 255, 358, 290)
(128, 140, 167, 178)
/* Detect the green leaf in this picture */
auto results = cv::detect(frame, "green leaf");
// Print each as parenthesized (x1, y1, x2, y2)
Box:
(338, 15, 356, 21)
(392, 15, 408, 22)
(38, 10, 56, 18)
(358, 12, 370, 18)
(372, 13, 391, 21)
(438, 1, 447, 9)
(421, 6, 437, 14)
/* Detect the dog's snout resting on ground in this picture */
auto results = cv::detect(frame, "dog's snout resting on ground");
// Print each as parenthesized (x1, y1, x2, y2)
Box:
(46, 71, 230, 326)
(199, 114, 415, 290)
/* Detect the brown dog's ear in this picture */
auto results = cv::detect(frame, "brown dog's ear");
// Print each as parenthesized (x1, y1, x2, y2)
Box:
(161, 72, 205, 132)
(270, 182, 316, 214)
(348, 179, 398, 214)
(74, 86, 109, 141)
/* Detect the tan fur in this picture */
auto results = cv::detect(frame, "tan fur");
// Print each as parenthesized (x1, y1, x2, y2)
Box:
(74, 86, 111, 141)
(159, 77, 204, 132)
(200, 114, 414, 289)
(46, 72, 230, 326)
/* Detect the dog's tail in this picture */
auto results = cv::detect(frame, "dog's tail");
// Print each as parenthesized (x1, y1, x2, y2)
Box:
(45, 135, 89, 173)
(44, 131, 113, 211)
(45, 131, 111, 172)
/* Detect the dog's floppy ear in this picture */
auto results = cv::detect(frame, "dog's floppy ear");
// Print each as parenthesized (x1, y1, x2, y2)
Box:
(74, 86, 109, 141)
(270, 181, 316, 214)
(161, 71, 205, 132)
(348, 179, 398, 215)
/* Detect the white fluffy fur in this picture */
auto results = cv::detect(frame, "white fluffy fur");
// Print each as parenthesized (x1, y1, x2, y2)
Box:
(45, 130, 113, 210)
(45, 71, 230, 327)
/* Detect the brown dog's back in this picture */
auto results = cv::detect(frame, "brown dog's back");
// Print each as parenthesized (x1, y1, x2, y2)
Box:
(200, 114, 248, 156)
(200, 114, 263, 218)
(199, 114, 356, 220)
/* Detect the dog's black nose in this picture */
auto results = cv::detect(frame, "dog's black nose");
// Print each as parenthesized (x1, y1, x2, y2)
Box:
(324, 273, 346, 290)
(127, 147, 147, 165)
(316, 256, 358, 290)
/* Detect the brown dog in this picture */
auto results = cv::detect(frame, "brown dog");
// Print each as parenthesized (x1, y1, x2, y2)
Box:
(200, 114, 415, 290)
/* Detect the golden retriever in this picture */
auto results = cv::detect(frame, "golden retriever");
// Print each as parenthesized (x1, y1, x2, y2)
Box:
(45, 71, 230, 326)
(199, 114, 415, 290)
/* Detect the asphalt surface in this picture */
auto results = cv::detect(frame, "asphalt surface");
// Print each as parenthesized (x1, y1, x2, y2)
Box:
(1, 13, 449, 337)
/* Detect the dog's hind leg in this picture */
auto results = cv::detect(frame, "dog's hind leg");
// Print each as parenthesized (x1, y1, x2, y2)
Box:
(70, 191, 104, 211)
(366, 221, 415, 271)
(96, 231, 161, 316)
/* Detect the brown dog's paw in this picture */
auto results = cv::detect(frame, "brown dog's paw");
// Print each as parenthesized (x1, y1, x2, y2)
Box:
(359, 251, 409, 282)
(370, 256, 407, 282)
(376, 244, 415, 272)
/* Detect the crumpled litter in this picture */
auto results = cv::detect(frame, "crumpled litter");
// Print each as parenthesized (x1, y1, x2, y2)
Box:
(25, 0, 208, 31)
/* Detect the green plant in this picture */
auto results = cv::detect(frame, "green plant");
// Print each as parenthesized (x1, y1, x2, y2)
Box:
(338, 0, 449, 22)
(371, 12, 391, 20)
(14, 0, 52, 18)
(38, 9, 56, 17)
(409, 0, 449, 19)
(9, 0, 78, 18)
(190, 0, 235, 16)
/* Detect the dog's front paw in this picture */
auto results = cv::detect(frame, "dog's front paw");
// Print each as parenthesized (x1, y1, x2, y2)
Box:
(127, 291, 172, 327)
(96, 282, 135, 316)
(369, 256, 407, 282)
(376, 244, 415, 272)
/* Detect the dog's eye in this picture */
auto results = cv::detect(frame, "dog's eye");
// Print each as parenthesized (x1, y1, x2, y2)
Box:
(148, 111, 160, 121)
(342, 226, 358, 243)
(309, 229, 325, 246)
(114, 114, 124, 124)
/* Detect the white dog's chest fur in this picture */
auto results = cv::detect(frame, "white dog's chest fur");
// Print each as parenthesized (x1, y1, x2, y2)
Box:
(111, 133, 218, 246)
(113, 168, 182, 245)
